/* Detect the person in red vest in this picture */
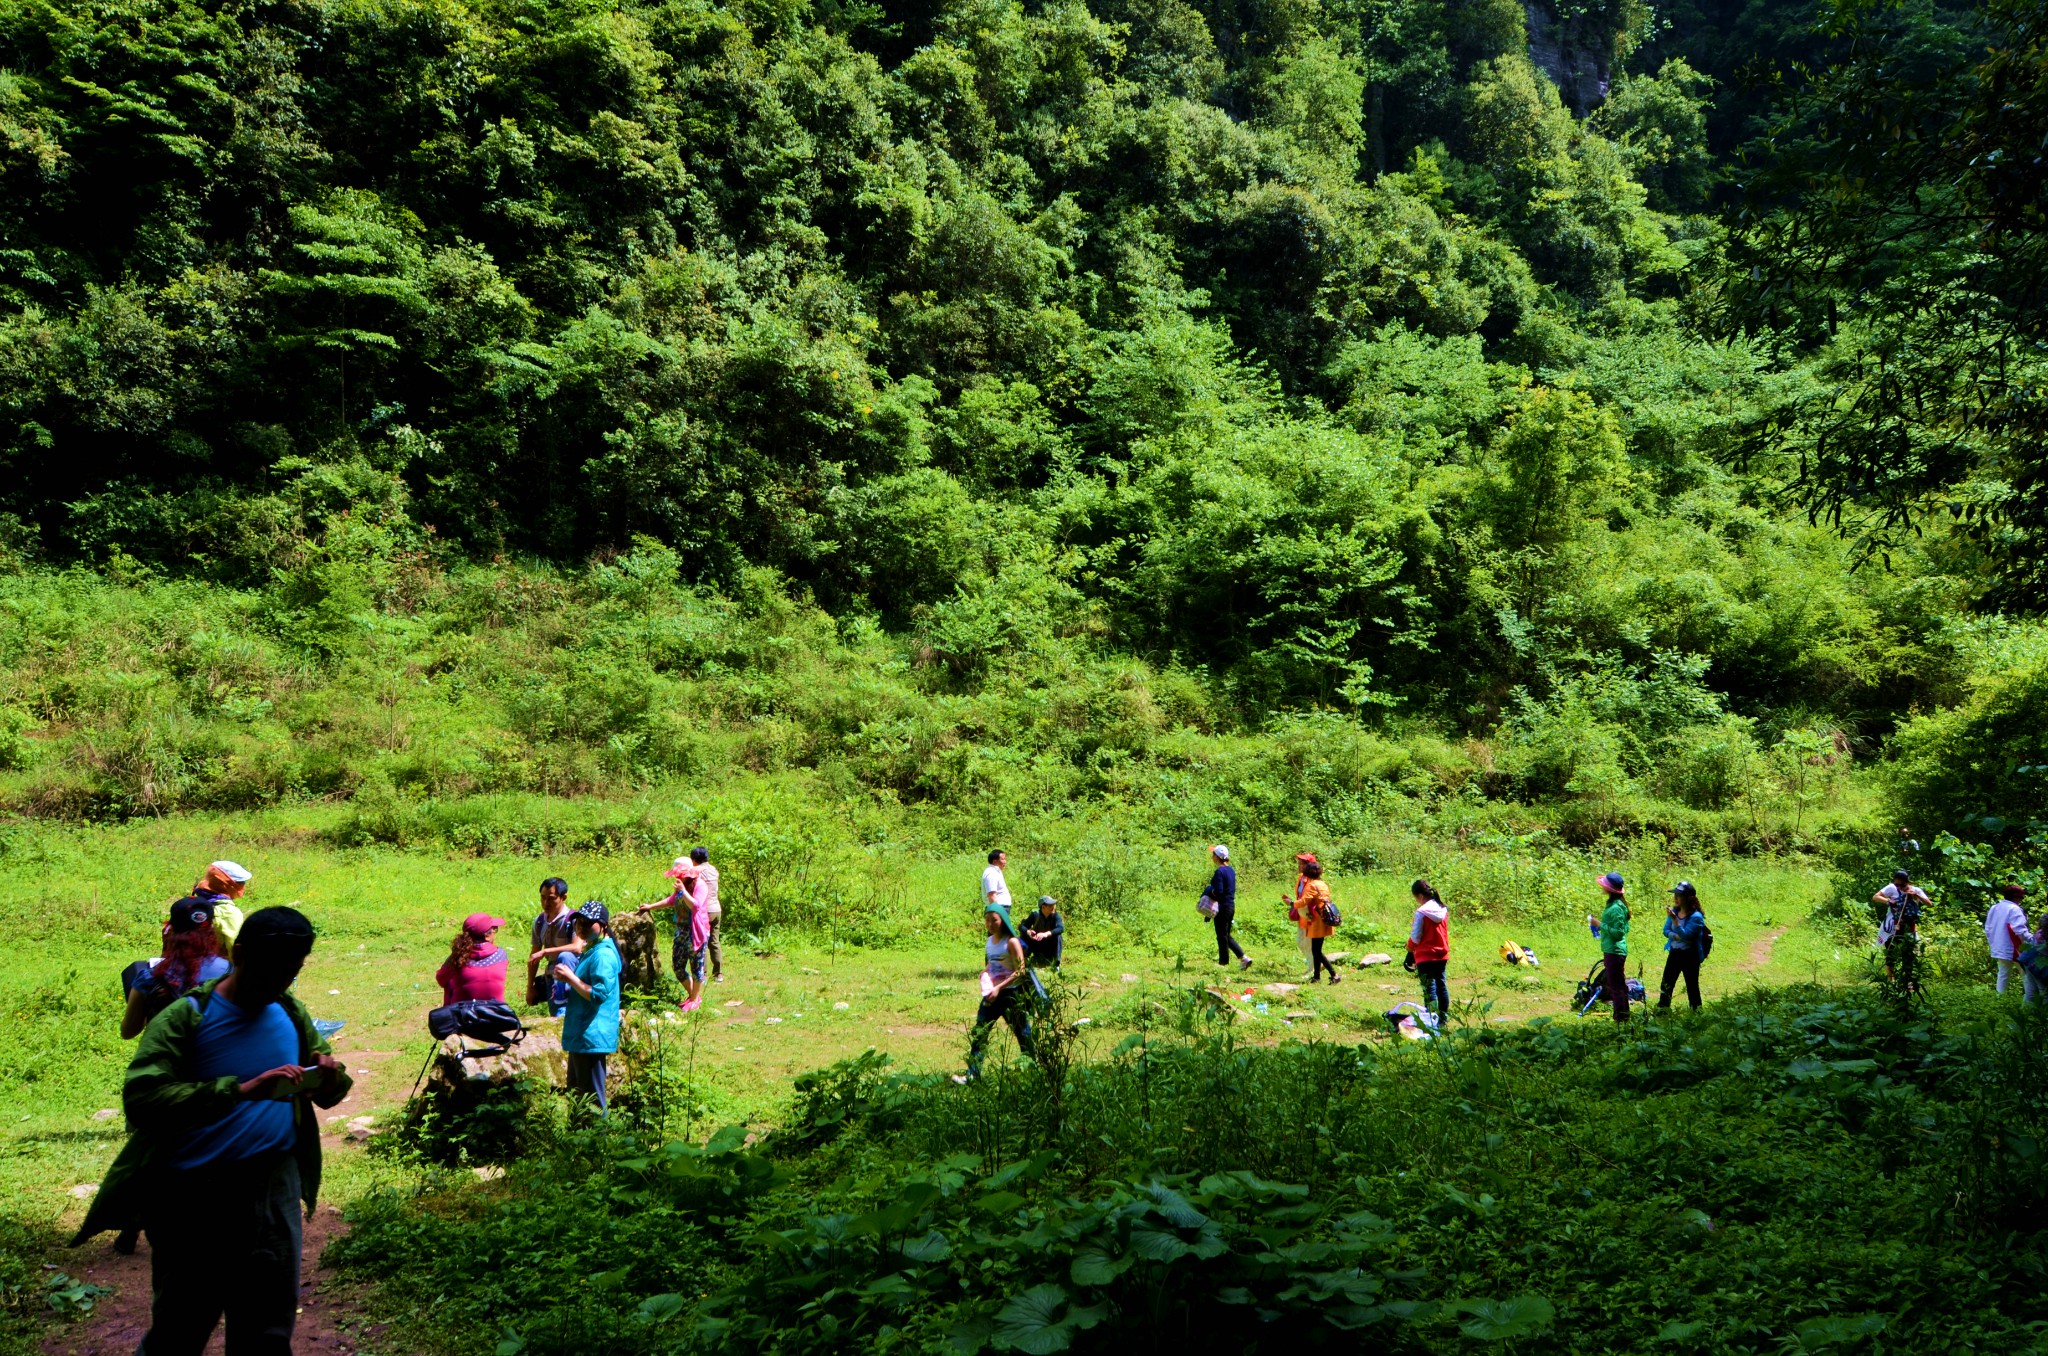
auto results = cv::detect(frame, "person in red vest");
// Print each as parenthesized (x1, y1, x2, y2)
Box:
(1403, 880, 1449, 1021)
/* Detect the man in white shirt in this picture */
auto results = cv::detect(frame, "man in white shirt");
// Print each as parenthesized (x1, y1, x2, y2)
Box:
(1984, 884, 2034, 999)
(982, 850, 1012, 914)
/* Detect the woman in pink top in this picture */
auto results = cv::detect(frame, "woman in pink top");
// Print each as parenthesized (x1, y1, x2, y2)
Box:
(638, 859, 709, 1012)
(436, 912, 509, 1004)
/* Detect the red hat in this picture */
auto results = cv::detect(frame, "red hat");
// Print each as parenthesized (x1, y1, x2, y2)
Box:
(1295, 852, 1320, 864)
(463, 912, 505, 937)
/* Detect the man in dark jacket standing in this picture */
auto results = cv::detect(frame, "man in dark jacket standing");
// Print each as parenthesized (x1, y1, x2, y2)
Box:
(74, 906, 352, 1356)
(1208, 845, 1251, 971)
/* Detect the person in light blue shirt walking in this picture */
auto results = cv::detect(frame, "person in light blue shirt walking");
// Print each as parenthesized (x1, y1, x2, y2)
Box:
(553, 902, 622, 1113)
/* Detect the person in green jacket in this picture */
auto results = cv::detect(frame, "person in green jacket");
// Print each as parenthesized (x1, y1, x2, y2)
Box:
(73, 906, 352, 1356)
(1586, 872, 1632, 1022)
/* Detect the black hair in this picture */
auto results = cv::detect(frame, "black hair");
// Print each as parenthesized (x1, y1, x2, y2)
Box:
(988, 849, 1005, 864)
(690, 847, 709, 864)
(235, 906, 316, 967)
(541, 877, 568, 896)
(1411, 879, 1440, 903)
(2003, 882, 2028, 900)
(1893, 869, 1911, 882)
(1301, 859, 1323, 880)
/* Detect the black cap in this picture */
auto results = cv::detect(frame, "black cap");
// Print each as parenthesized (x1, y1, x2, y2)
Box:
(167, 896, 215, 932)
(575, 901, 611, 929)
(238, 906, 315, 946)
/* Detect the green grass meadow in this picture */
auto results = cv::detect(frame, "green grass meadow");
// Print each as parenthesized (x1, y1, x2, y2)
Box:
(1, 802, 1853, 1235)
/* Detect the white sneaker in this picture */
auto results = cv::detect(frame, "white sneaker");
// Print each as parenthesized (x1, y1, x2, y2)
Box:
(951, 1073, 972, 1085)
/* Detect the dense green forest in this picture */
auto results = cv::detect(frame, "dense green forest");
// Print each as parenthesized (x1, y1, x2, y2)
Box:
(1, 0, 2045, 862)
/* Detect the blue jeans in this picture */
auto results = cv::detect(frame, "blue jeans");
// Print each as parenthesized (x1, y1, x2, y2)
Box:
(1415, 959, 1448, 1018)
(965, 988, 1035, 1078)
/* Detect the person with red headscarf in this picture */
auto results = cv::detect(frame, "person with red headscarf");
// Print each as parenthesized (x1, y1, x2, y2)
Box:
(121, 896, 231, 1039)
(436, 914, 509, 1004)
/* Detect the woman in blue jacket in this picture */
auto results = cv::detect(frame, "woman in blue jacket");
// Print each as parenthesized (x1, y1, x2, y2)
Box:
(1207, 845, 1251, 971)
(1658, 881, 1707, 1010)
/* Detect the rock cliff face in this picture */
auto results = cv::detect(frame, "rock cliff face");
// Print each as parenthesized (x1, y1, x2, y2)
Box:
(1525, 0, 1611, 113)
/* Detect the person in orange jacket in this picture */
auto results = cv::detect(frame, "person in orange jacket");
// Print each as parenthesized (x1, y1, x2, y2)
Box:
(1287, 859, 1340, 984)
(1403, 880, 1449, 1020)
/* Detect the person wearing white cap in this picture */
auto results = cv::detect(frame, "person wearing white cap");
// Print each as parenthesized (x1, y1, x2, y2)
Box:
(192, 860, 252, 948)
(1207, 846, 1251, 971)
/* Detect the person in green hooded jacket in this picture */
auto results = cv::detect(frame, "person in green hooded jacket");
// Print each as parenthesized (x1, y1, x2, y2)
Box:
(1586, 872, 1632, 1022)
(73, 906, 352, 1356)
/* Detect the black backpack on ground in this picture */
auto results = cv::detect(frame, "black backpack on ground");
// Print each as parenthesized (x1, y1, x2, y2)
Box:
(427, 1000, 526, 1055)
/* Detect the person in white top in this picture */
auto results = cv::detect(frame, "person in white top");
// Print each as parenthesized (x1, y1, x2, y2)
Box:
(1984, 884, 2035, 999)
(981, 849, 1012, 912)
(689, 846, 724, 983)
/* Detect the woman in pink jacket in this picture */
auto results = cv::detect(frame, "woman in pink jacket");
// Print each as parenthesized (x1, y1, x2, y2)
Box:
(436, 913, 510, 1004)
(638, 858, 709, 1012)
(1403, 880, 1449, 1021)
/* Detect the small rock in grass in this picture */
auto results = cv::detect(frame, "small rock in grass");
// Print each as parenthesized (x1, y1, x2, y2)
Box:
(69, 1183, 98, 1199)
(472, 1166, 505, 1182)
(1357, 953, 1393, 967)
(92, 1109, 118, 1122)
(724, 1000, 744, 1007)
(833, 1002, 850, 1010)
(801, 967, 820, 975)
(764, 1017, 783, 1025)
(1262, 983, 1300, 996)
(1120, 973, 1139, 983)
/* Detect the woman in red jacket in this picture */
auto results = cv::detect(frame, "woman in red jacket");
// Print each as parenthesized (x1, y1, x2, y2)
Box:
(1403, 880, 1449, 1021)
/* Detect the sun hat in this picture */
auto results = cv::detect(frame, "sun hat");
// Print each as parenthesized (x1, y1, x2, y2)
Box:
(209, 860, 252, 884)
(985, 902, 1016, 936)
(1212, 845, 1230, 861)
(1295, 851, 1318, 864)
(463, 912, 505, 937)
(1598, 872, 1625, 893)
(665, 857, 696, 880)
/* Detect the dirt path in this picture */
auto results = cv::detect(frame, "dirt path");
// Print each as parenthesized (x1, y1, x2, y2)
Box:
(43, 1204, 396, 1356)
(1738, 926, 1790, 973)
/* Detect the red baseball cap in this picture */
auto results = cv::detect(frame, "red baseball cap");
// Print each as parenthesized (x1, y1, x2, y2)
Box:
(463, 912, 505, 937)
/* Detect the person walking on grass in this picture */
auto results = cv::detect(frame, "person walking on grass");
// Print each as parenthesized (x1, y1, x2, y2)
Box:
(1289, 859, 1340, 985)
(528, 877, 580, 1014)
(1207, 845, 1252, 972)
(1021, 895, 1066, 971)
(954, 905, 1035, 1083)
(121, 896, 232, 1040)
(1658, 882, 1707, 1011)
(1985, 884, 2034, 999)
(553, 903, 622, 1113)
(435, 913, 508, 1005)
(74, 907, 352, 1356)
(1290, 852, 1319, 969)
(1873, 869, 1931, 994)
(982, 849, 1012, 915)
(1403, 880, 1448, 1020)
(1587, 873, 1631, 1021)
(637, 859, 708, 1012)
(689, 847, 724, 983)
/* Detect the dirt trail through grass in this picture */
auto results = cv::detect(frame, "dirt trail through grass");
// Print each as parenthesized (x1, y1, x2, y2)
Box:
(42, 1206, 398, 1356)
(1739, 926, 1791, 972)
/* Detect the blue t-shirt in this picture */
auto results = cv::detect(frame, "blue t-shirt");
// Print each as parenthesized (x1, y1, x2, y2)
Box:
(173, 995, 299, 1170)
(561, 937, 622, 1055)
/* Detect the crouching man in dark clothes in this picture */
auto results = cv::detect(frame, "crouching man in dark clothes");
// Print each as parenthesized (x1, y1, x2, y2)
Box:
(73, 906, 352, 1356)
